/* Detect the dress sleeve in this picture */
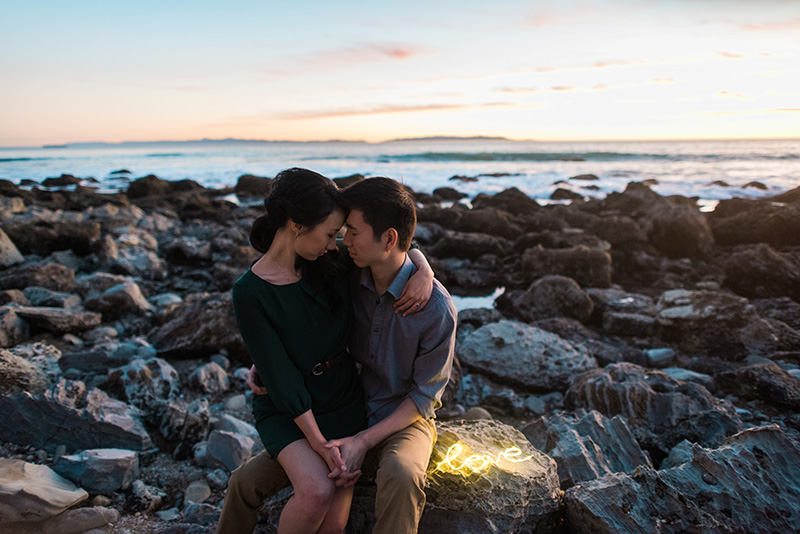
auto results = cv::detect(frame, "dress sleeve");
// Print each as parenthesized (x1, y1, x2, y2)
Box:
(232, 283, 312, 418)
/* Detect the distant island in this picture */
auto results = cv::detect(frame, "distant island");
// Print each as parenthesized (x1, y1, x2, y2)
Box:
(40, 136, 514, 149)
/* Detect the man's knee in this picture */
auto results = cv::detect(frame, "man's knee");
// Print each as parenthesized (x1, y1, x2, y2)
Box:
(379, 452, 427, 489)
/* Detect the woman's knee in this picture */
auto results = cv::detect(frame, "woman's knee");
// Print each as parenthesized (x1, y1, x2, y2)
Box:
(292, 479, 337, 515)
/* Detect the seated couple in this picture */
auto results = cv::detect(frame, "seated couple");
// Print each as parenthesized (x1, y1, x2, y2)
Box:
(216, 168, 457, 534)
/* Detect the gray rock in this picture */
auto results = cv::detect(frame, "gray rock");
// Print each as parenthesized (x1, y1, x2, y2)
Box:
(155, 398, 210, 461)
(0, 306, 31, 348)
(22, 287, 81, 308)
(0, 379, 153, 453)
(74, 272, 133, 298)
(58, 338, 157, 375)
(660, 367, 714, 389)
(420, 419, 561, 534)
(602, 312, 657, 338)
(111, 247, 167, 280)
(5, 342, 62, 381)
(0, 459, 88, 522)
(183, 503, 220, 526)
(149, 292, 183, 311)
(0, 228, 24, 268)
(13, 306, 101, 334)
(463, 406, 493, 420)
(521, 245, 612, 288)
(206, 430, 253, 472)
(103, 357, 180, 413)
(660, 439, 694, 469)
(0, 262, 75, 292)
(523, 410, 652, 489)
(565, 363, 742, 457)
(54, 448, 139, 494)
(155, 507, 182, 522)
(457, 319, 597, 392)
(211, 414, 258, 442)
(585, 287, 656, 318)
(125, 479, 165, 513)
(510, 275, 594, 323)
(184, 479, 211, 505)
(0, 289, 29, 306)
(644, 347, 676, 368)
(149, 292, 246, 361)
(83, 282, 153, 318)
(187, 362, 230, 395)
(40, 506, 119, 534)
(206, 469, 229, 489)
(657, 288, 783, 359)
(0, 348, 49, 395)
(716, 362, 800, 410)
(564, 425, 800, 533)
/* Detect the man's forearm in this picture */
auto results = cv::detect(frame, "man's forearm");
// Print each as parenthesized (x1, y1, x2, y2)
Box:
(358, 398, 422, 449)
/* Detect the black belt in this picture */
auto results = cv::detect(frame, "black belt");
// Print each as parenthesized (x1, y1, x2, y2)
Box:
(312, 350, 346, 376)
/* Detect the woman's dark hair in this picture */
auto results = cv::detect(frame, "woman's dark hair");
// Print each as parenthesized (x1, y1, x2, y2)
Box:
(249, 167, 348, 311)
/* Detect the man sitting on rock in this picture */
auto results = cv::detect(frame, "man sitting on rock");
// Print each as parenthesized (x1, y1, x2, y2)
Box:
(216, 177, 457, 534)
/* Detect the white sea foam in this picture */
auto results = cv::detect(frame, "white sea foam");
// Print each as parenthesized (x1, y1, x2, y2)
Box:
(1, 138, 798, 204)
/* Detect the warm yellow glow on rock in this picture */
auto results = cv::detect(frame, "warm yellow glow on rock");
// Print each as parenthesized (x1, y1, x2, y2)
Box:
(435, 442, 536, 476)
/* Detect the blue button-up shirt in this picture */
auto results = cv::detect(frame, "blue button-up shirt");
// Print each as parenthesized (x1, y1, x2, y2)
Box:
(350, 255, 457, 427)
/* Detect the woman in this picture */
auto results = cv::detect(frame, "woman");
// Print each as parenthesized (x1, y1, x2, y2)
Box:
(231, 168, 432, 534)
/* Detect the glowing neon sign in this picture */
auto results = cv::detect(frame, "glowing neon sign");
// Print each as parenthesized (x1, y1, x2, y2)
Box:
(434, 442, 536, 475)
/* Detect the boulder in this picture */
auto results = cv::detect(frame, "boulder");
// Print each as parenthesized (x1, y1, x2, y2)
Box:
(58, 338, 157, 375)
(83, 281, 153, 318)
(509, 275, 594, 323)
(429, 231, 511, 261)
(752, 296, 800, 330)
(522, 411, 652, 489)
(0, 379, 153, 453)
(716, 362, 800, 410)
(163, 236, 213, 266)
(102, 358, 181, 412)
(639, 204, 714, 258)
(589, 216, 648, 247)
(0, 348, 49, 396)
(432, 187, 468, 202)
(0, 460, 87, 523)
(420, 419, 561, 534)
(187, 362, 230, 396)
(206, 430, 253, 472)
(37, 506, 119, 534)
(184, 479, 212, 505)
(656, 288, 782, 359)
(73, 272, 133, 298)
(564, 425, 800, 534)
(601, 312, 657, 338)
(457, 319, 597, 393)
(531, 317, 647, 367)
(149, 292, 246, 361)
(1, 220, 101, 256)
(53, 448, 139, 494)
(154, 398, 210, 460)
(234, 174, 273, 197)
(0, 307, 31, 348)
(709, 201, 800, 247)
(125, 479, 165, 513)
(0, 228, 23, 268)
(21, 287, 81, 308)
(0, 262, 75, 292)
(450, 208, 522, 240)
(211, 414, 259, 443)
(126, 175, 172, 198)
(565, 363, 742, 458)
(723, 243, 800, 300)
(13, 306, 101, 334)
(471, 187, 541, 216)
(521, 246, 611, 288)
(110, 247, 167, 280)
(4, 343, 62, 382)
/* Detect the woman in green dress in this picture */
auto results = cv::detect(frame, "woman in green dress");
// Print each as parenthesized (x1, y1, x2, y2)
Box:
(231, 168, 431, 534)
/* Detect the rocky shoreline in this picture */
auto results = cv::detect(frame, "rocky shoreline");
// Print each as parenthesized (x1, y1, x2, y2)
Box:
(1, 172, 799, 533)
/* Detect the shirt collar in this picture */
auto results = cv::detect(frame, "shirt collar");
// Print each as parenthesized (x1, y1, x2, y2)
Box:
(359, 254, 414, 299)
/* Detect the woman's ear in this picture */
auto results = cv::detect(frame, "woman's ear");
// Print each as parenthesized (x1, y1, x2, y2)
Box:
(289, 220, 303, 236)
(384, 228, 399, 251)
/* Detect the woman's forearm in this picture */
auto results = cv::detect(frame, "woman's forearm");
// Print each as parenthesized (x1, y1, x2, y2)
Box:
(293, 410, 328, 452)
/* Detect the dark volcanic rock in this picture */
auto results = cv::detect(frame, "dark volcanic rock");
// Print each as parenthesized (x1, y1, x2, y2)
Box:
(521, 245, 612, 288)
(523, 410, 652, 490)
(432, 187, 468, 201)
(149, 292, 246, 361)
(471, 187, 540, 216)
(234, 174, 273, 197)
(13, 306, 102, 334)
(0, 379, 153, 453)
(0, 348, 49, 396)
(0, 262, 75, 292)
(564, 425, 800, 534)
(723, 243, 800, 300)
(709, 200, 800, 247)
(639, 203, 714, 258)
(565, 363, 742, 458)
(429, 231, 511, 261)
(0, 228, 24, 268)
(457, 319, 597, 392)
(717, 362, 800, 410)
(127, 175, 173, 199)
(509, 275, 594, 323)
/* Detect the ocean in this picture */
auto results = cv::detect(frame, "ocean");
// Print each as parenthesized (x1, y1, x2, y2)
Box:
(1, 138, 798, 211)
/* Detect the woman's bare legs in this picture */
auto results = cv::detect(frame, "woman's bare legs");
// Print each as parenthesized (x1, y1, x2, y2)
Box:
(276, 440, 338, 534)
(316, 484, 355, 534)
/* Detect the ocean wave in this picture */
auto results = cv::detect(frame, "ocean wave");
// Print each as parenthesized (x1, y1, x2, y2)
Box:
(384, 152, 667, 162)
(0, 157, 53, 162)
(145, 153, 185, 158)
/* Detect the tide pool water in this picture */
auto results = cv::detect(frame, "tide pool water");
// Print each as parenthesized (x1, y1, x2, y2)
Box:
(1, 138, 798, 208)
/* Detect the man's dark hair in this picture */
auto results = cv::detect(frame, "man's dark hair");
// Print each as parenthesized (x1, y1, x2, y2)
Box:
(341, 177, 416, 252)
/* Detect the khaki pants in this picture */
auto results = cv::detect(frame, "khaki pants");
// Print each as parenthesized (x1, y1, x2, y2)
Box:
(216, 418, 436, 534)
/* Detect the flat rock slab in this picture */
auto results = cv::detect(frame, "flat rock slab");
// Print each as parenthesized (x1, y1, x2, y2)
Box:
(0, 379, 153, 453)
(13, 306, 101, 334)
(564, 425, 800, 533)
(457, 319, 597, 392)
(0, 459, 88, 523)
(421, 419, 562, 534)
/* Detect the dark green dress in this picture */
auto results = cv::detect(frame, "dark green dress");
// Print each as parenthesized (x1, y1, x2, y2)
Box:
(232, 267, 366, 457)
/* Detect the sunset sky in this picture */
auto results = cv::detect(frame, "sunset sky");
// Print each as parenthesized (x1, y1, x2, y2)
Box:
(2, 0, 799, 147)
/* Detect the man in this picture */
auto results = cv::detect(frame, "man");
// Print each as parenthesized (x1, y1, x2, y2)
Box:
(216, 177, 457, 534)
